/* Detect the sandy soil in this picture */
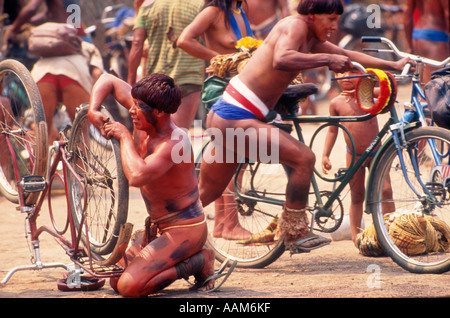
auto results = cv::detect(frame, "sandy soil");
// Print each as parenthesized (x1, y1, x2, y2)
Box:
(1, 85, 449, 301)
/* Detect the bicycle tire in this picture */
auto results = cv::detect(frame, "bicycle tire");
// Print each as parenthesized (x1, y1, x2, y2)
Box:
(195, 141, 287, 268)
(67, 105, 129, 256)
(368, 127, 450, 274)
(0, 59, 48, 205)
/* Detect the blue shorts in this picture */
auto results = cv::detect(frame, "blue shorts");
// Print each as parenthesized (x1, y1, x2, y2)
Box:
(211, 98, 259, 120)
(412, 28, 449, 42)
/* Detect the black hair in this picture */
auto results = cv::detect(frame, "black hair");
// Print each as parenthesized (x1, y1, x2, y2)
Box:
(297, 0, 344, 15)
(131, 73, 181, 114)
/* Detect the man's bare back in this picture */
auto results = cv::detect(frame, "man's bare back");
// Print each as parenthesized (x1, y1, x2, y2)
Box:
(410, 0, 449, 31)
(238, 11, 411, 109)
(403, 0, 449, 81)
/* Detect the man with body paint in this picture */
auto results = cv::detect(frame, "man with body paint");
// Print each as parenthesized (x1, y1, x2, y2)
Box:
(88, 73, 215, 297)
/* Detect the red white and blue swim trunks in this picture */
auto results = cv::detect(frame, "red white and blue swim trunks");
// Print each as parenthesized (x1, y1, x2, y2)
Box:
(211, 76, 270, 121)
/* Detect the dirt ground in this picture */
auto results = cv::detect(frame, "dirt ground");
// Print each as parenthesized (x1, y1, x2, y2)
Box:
(1, 85, 449, 301)
(0, 190, 449, 300)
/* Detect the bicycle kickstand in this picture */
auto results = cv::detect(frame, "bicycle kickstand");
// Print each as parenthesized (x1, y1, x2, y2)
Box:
(0, 240, 72, 285)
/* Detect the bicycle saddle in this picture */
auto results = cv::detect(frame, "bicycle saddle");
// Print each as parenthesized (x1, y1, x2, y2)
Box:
(282, 83, 318, 101)
(275, 83, 318, 114)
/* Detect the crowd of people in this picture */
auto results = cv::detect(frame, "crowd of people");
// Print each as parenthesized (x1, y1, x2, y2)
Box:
(1, 0, 448, 298)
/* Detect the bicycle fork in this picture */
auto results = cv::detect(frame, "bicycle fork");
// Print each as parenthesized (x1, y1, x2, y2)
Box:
(390, 123, 441, 211)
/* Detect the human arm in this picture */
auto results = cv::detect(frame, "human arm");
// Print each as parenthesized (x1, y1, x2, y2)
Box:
(321, 102, 339, 174)
(177, 7, 222, 61)
(7, 0, 44, 43)
(402, 0, 416, 53)
(271, 20, 354, 73)
(88, 74, 134, 135)
(127, 27, 146, 86)
(312, 40, 414, 72)
(103, 122, 175, 187)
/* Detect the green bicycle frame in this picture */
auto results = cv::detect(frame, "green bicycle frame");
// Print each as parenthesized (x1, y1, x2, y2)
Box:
(233, 107, 421, 219)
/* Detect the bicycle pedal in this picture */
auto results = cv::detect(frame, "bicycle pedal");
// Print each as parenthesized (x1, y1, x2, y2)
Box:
(19, 175, 46, 192)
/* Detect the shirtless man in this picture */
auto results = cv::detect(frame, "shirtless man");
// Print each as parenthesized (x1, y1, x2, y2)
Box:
(88, 73, 215, 298)
(244, 0, 290, 39)
(199, 0, 412, 253)
(403, 0, 449, 83)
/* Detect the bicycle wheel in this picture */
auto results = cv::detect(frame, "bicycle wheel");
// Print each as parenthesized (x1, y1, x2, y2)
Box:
(368, 127, 450, 274)
(67, 105, 129, 256)
(0, 59, 47, 205)
(196, 144, 287, 268)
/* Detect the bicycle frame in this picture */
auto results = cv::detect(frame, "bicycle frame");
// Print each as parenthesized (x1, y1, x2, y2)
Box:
(233, 79, 445, 224)
(1, 137, 126, 286)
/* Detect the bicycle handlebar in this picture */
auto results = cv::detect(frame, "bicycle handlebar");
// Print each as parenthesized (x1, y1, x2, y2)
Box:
(351, 61, 366, 73)
(361, 36, 450, 68)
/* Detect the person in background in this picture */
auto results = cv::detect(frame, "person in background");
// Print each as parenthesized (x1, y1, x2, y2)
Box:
(6, 0, 103, 143)
(403, 0, 449, 84)
(244, 0, 290, 40)
(127, 0, 204, 129)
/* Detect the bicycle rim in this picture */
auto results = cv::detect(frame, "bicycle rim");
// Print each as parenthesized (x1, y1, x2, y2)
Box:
(369, 127, 450, 273)
(67, 106, 128, 256)
(197, 156, 287, 268)
(0, 59, 47, 205)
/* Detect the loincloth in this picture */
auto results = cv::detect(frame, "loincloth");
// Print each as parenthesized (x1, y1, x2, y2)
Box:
(141, 200, 204, 247)
(222, 75, 271, 121)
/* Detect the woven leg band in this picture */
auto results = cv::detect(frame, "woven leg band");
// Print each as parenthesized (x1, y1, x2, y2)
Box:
(279, 204, 310, 241)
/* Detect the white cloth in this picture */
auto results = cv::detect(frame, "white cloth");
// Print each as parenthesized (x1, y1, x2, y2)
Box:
(223, 75, 270, 118)
(31, 41, 104, 94)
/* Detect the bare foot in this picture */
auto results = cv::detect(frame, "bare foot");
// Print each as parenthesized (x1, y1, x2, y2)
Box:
(189, 248, 215, 291)
(213, 223, 252, 240)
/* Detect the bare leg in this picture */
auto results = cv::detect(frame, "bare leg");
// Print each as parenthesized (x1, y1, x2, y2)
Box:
(212, 180, 251, 240)
(172, 90, 201, 129)
(111, 217, 209, 297)
(62, 83, 90, 123)
(36, 82, 59, 143)
(201, 113, 330, 251)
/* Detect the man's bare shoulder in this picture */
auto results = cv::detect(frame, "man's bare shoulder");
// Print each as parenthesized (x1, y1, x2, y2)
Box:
(151, 127, 192, 161)
(276, 15, 305, 30)
(268, 15, 308, 42)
